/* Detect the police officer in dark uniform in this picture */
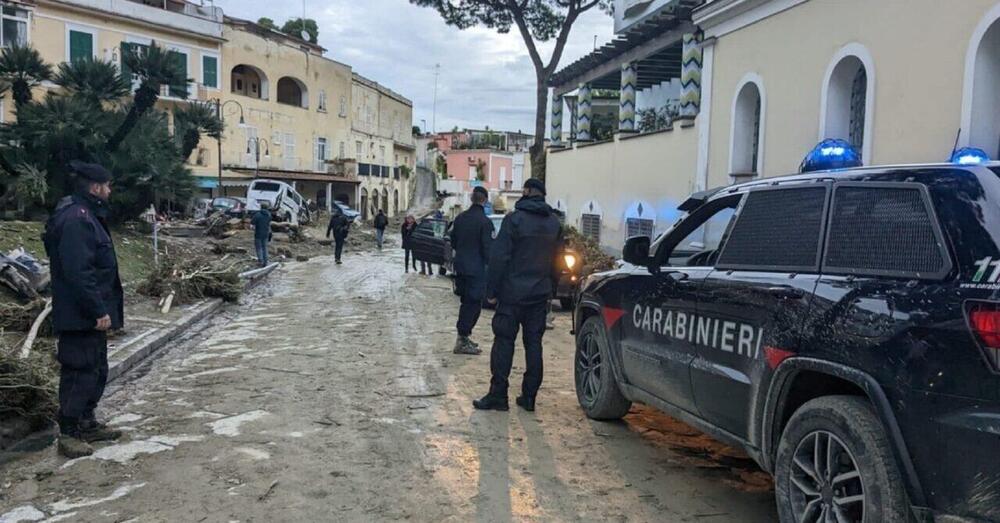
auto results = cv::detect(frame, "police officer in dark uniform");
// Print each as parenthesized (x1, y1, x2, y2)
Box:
(448, 186, 493, 355)
(473, 178, 562, 412)
(43, 161, 124, 458)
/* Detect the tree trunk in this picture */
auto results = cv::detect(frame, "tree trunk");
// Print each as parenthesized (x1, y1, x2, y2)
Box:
(181, 129, 200, 161)
(107, 84, 158, 153)
(530, 73, 549, 181)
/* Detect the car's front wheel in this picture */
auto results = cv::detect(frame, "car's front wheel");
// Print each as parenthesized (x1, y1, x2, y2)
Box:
(574, 316, 631, 420)
(775, 396, 911, 523)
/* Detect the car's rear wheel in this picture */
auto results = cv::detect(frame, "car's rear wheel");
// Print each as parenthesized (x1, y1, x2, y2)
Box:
(574, 316, 631, 420)
(775, 396, 911, 523)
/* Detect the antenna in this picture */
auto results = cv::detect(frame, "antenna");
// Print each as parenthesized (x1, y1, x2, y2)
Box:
(432, 63, 440, 134)
(300, 0, 309, 41)
(951, 128, 962, 159)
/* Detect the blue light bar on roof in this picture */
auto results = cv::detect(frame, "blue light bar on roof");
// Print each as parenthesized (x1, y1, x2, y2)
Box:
(949, 147, 991, 165)
(800, 139, 863, 173)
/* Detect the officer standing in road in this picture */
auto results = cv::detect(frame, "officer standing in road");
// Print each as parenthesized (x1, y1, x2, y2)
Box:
(449, 186, 493, 355)
(43, 161, 124, 458)
(251, 201, 272, 267)
(326, 206, 350, 265)
(473, 178, 562, 412)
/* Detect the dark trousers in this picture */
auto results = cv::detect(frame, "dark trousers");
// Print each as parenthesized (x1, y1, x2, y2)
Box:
(488, 301, 547, 400)
(57, 331, 108, 432)
(334, 236, 346, 261)
(404, 249, 418, 271)
(421, 261, 434, 274)
(455, 275, 485, 337)
(254, 237, 268, 267)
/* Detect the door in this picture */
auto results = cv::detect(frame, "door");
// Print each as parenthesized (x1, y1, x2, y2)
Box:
(618, 194, 742, 412)
(693, 184, 829, 438)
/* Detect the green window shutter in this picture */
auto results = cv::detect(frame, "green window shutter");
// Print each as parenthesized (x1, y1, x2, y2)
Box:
(202, 55, 218, 88)
(168, 50, 188, 98)
(120, 42, 134, 81)
(69, 30, 93, 62)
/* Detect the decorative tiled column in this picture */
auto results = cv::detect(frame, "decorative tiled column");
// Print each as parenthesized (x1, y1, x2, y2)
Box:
(567, 96, 578, 141)
(619, 62, 637, 132)
(577, 83, 592, 141)
(551, 92, 563, 145)
(680, 31, 703, 118)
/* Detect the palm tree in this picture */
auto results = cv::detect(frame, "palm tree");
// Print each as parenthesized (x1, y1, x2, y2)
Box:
(0, 45, 53, 108)
(173, 101, 223, 161)
(106, 42, 189, 152)
(54, 57, 130, 107)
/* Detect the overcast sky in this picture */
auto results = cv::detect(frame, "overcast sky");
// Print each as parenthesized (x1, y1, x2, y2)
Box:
(212, 0, 613, 134)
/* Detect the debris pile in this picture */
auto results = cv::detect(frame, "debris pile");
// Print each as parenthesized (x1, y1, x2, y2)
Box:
(0, 340, 58, 431)
(137, 256, 244, 304)
(563, 226, 616, 276)
(0, 299, 47, 332)
(0, 248, 49, 301)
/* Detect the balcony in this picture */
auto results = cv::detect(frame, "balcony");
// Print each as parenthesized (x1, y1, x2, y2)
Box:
(55, 0, 223, 39)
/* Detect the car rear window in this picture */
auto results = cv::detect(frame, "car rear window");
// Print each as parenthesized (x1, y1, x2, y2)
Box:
(823, 183, 949, 279)
(716, 185, 828, 272)
(253, 182, 281, 192)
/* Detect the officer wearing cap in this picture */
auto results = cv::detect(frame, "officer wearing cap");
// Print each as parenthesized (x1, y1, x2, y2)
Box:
(43, 160, 124, 458)
(448, 185, 493, 355)
(473, 177, 563, 412)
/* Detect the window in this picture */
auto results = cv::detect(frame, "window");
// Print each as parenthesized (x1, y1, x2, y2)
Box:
(2, 6, 28, 48)
(277, 77, 307, 108)
(379, 145, 386, 163)
(822, 47, 872, 161)
(656, 196, 740, 267)
(272, 131, 282, 146)
(823, 184, 949, 278)
(717, 186, 829, 272)
(120, 41, 150, 88)
(68, 27, 95, 62)
(283, 132, 296, 170)
(166, 50, 188, 98)
(967, 16, 1000, 158)
(318, 90, 327, 112)
(231, 64, 265, 99)
(849, 68, 867, 150)
(315, 137, 328, 172)
(626, 218, 655, 240)
(356, 141, 363, 158)
(339, 96, 347, 117)
(731, 79, 763, 176)
(202, 54, 218, 89)
(339, 141, 345, 159)
(580, 214, 601, 244)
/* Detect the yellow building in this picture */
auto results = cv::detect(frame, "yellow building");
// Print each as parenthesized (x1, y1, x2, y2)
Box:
(211, 16, 359, 213)
(546, 0, 1000, 253)
(351, 73, 415, 220)
(14, 0, 223, 125)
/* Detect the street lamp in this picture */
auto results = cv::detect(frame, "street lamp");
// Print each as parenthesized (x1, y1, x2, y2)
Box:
(246, 137, 270, 178)
(211, 98, 245, 197)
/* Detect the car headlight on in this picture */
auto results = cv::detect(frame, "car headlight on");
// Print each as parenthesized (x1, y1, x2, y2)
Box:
(563, 253, 577, 270)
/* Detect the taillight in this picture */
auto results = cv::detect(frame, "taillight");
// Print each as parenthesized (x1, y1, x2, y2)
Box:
(967, 302, 1000, 370)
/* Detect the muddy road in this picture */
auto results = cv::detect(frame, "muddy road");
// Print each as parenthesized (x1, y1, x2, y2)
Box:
(0, 248, 777, 522)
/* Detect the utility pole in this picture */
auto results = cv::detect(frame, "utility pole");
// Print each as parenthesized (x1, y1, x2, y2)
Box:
(432, 63, 440, 134)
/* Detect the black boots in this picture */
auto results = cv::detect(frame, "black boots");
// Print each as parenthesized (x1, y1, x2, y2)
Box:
(79, 418, 122, 443)
(472, 394, 509, 411)
(516, 395, 536, 412)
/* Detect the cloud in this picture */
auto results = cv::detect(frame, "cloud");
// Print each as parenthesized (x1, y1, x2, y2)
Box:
(212, 0, 613, 133)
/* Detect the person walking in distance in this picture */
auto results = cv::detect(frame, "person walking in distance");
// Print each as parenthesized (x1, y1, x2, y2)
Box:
(449, 186, 493, 355)
(326, 207, 351, 264)
(401, 215, 418, 273)
(43, 161, 125, 458)
(473, 178, 563, 412)
(251, 202, 272, 267)
(374, 209, 389, 250)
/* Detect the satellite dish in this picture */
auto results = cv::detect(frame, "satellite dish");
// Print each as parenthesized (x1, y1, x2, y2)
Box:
(301, 30, 310, 41)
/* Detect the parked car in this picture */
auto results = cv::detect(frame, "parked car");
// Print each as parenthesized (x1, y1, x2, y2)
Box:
(573, 160, 1000, 522)
(410, 216, 451, 275)
(210, 196, 247, 218)
(246, 179, 310, 225)
(335, 201, 361, 221)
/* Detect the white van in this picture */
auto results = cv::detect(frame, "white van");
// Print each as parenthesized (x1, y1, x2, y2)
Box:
(246, 179, 310, 225)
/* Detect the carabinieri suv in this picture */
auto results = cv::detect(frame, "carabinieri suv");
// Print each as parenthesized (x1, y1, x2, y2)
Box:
(573, 163, 1000, 522)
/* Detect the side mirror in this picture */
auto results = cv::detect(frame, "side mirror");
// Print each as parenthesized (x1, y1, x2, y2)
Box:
(622, 236, 651, 266)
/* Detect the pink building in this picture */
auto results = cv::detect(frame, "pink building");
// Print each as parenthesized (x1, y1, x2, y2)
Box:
(445, 150, 515, 191)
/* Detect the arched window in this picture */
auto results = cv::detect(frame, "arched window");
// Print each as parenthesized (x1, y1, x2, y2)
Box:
(965, 10, 1000, 157)
(393, 189, 399, 215)
(381, 189, 389, 213)
(580, 199, 602, 244)
(730, 75, 765, 180)
(277, 77, 308, 108)
(231, 64, 268, 99)
(821, 45, 875, 161)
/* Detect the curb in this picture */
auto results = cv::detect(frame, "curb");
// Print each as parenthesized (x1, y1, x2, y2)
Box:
(107, 298, 223, 382)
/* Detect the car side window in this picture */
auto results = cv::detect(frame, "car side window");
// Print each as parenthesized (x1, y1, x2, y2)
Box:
(655, 195, 742, 268)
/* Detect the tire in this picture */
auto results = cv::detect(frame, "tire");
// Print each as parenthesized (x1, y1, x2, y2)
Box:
(574, 316, 631, 420)
(559, 297, 573, 311)
(775, 396, 911, 523)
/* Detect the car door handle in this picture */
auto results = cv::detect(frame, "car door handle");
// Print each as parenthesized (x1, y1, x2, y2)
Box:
(666, 271, 689, 282)
(764, 287, 804, 299)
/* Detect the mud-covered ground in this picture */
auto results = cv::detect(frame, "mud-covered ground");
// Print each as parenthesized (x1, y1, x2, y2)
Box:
(0, 247, 777, 522)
